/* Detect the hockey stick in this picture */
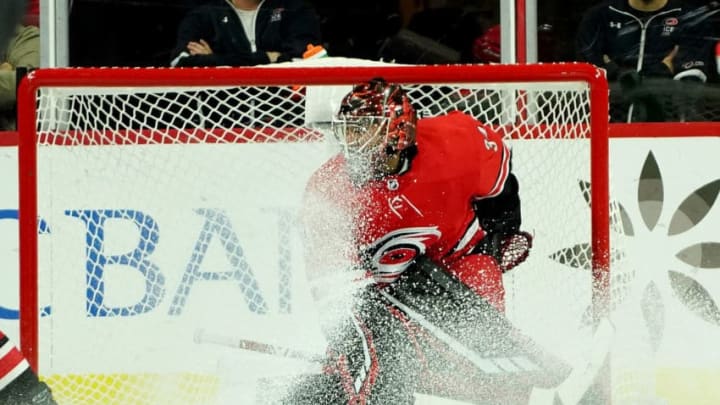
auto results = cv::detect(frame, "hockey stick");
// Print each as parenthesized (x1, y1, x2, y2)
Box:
(193, 328, 325, 364)
(528, 317, 614, 405)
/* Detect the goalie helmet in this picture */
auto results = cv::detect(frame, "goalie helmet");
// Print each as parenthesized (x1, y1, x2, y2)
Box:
(335, 78, 417, 159)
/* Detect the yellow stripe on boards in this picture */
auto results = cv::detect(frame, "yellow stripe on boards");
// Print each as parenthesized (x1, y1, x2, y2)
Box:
(656, 368, 720, 405)
(41, 373, 220, 405)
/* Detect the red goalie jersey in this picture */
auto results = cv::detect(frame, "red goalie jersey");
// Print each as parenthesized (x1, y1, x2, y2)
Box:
(303, 111, 512, 311)
(288, 79, 544, 405)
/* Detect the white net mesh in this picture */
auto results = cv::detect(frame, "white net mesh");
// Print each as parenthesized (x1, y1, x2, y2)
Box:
(21, 64, 614, 405)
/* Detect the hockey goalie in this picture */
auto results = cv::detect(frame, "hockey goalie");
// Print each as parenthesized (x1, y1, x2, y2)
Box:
(274, 78, 588, 405)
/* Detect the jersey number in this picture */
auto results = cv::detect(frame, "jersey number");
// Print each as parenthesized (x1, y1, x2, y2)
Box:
(477, 126, 498, 152)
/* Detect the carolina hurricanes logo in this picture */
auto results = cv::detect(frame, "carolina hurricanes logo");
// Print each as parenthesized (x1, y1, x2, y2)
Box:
(366, 227, 441, 283)
(378, 247, 418, 265)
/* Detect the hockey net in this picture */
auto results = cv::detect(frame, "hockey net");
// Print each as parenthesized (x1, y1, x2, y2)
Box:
(17, 63, 616, 404)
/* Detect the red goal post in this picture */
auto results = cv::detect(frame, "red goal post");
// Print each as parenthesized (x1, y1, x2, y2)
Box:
(17, 63, 610, 404)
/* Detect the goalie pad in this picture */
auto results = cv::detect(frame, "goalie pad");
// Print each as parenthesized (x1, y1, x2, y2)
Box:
(281, 255, 606, 404)
(383, 255, 571, 400)
(0, 369, 57, 405)
(285, 257, 571, 404)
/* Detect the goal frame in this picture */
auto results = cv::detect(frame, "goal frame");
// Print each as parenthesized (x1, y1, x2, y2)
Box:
(16, 63, 610, 372)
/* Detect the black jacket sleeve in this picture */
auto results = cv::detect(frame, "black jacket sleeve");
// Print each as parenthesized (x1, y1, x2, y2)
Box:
(172, 4, 273, 67)
(671, 2, 720, 82)
(273, 0, 322, 62)
(171, 6, 211, 64)
(576, 4, 620, 78)
(575, 3, 644, 81)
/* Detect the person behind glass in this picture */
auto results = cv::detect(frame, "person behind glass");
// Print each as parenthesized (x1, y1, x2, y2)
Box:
(576, 0, 717, 121)
(0, 23, 39, 131)
(171, 0, 321, 67)
(575, 0, 716, 82)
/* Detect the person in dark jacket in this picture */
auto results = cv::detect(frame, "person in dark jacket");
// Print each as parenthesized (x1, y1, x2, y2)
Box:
(576, 0, 719, 121)
(576, 0, 716, 81)
(171, 0, 321, 67)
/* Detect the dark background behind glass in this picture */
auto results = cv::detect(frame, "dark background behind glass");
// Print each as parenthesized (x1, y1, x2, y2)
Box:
(67, 0, 600, 67)
(60, 0, 720, 123)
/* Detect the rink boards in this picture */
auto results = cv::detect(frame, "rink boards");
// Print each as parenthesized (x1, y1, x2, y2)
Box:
(1, 135, 720, 403)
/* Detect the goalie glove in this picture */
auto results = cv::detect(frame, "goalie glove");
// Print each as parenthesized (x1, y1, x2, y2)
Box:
(472, 230, 532, 273)
(496, 231, 533, 272)
(471, 173, 532, 272)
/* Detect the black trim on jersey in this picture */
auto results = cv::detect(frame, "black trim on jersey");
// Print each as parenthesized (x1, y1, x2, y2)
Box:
(444, 217, 479, 259)
(395, 144, 418, 176)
